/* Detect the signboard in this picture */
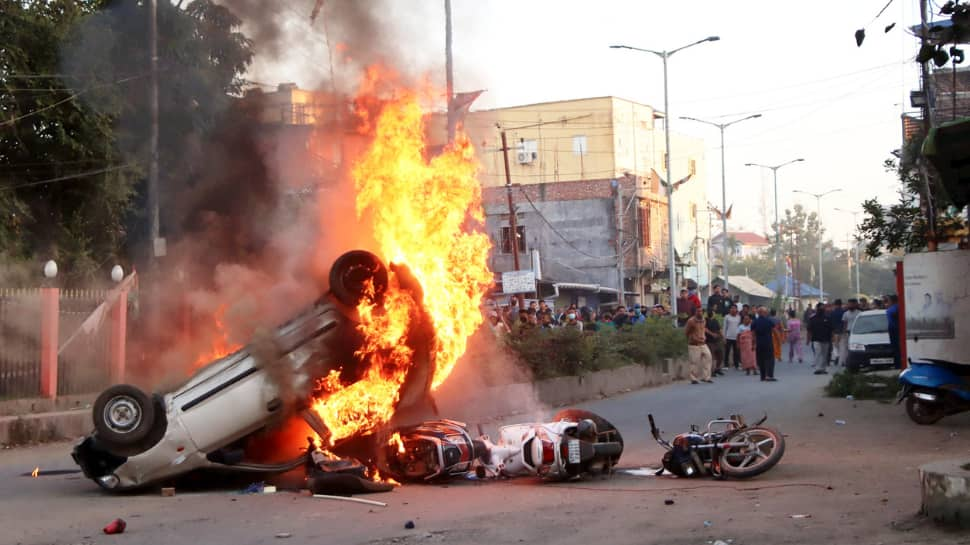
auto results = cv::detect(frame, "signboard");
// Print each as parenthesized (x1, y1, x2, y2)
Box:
(501, 270, 536, 295)
(904, 250, 969, 363)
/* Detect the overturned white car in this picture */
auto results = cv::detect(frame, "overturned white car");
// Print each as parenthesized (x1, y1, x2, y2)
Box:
(73, 250, 435, 490)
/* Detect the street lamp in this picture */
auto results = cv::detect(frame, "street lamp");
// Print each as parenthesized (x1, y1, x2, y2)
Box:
(745, 159, 805, 298)
(793, 188, 842, 300)
(610, 36, 720, 324)
(834, 207, 862, 295)
(681, 113, 762, 294)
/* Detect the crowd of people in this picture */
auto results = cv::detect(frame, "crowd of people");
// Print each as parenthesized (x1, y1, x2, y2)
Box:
(685, 286, 903, 385)
(486, 285, 904, 386)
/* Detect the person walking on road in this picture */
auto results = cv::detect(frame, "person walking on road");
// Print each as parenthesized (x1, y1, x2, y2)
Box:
(723, 305, 742, 370)
(807, 302, 833, 375)
(829, 299, 846, 366)
(738, 314, 757, 375)
(752, 306, 778, 381)
(705, 309, 725, 377)
(785, 309, 803, 363)
(839, 298, 861, 367)
(886, 294, 901, 369)
(686, 307, 713, 384)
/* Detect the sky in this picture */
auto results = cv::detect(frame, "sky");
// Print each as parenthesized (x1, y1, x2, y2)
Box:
(246, 0, 930, 250)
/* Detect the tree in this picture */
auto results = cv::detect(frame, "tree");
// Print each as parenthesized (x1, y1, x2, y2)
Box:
(766, 204, 836, 288)
(859, 138, 967, 258)
(0, 1, 254, 284)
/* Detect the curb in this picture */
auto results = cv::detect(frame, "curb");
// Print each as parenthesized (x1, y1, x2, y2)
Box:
(921, 458, 970, 527)
(0, 410, 92, 446)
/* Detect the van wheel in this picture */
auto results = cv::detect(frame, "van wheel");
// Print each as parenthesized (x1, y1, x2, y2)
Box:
(93, 384, 156, 448)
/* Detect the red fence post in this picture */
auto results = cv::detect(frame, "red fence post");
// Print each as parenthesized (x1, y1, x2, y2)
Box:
(39, 287, 59, 398)
(109, 289, 128, 384)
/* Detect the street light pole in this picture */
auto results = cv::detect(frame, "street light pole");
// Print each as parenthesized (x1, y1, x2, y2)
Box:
(793, 188, 842, 300)
(745, 158, 805, 298)
(610, 36, 720, 326)
(680, 113, 762, 294)
(835, 207, 863, 295)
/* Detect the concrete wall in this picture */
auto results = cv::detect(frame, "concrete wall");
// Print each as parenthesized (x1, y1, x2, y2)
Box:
(0, 360, 689, 446)
(435, 358, 689, 422)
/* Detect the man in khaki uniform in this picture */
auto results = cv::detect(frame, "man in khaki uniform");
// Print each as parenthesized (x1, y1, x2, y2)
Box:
(685, 307, 713, 384)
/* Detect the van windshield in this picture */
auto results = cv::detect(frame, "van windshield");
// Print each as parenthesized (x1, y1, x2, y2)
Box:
(852, 314, 888, 335)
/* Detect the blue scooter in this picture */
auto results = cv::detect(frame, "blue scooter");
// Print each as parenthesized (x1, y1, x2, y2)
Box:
(898, 359, 970, 425)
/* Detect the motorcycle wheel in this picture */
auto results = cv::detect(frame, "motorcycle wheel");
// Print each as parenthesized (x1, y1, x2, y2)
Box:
(553, 409, 623, 467)
(718, 426, 785, 479)
(905, 396, 945, 425)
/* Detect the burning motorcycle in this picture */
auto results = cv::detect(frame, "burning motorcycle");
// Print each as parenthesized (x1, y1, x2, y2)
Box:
(648, 414, 785, 479)
(375, 409, 623, 482)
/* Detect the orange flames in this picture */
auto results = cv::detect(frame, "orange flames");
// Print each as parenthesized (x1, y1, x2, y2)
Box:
(309, 66, 491, 445)
(192, 305, 240, 369)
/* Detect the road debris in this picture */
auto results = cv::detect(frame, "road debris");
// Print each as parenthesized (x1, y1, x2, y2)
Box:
(664, 499, 675, 505)
(103, 518, 126, 535)
(275, 532, 292, 539)
(835, 420, 847, 425)
(312, 494, 387, 507)
(161, 487, 175, 497)
(790, 514, 812, 519)
(704, 520, 713, 528)
(263, 485, 277, 494)
(405, 520, 416, 529)
(242, 482, 265, 494)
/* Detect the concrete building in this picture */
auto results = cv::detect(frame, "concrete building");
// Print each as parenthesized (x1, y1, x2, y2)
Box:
(448, 96, 710, 309)
(711, 231, 771, 260)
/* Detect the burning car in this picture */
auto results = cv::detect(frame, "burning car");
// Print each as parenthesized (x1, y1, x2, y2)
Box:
(375, 410, 624, 482)
(73, 250, 436, 491)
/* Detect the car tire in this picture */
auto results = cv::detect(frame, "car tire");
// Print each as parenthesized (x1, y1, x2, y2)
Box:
(905, 395, 945, 425)
(329, 250, 388, 306)
(93, 384, 156, 449)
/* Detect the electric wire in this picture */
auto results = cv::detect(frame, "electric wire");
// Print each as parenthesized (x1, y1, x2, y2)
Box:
(0, 164, 138, 191)
(0, 73, 150, 127)
(514, 185, 619, 260)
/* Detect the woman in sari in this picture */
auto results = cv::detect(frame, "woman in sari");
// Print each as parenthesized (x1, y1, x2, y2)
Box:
(737, 315, 758, 375)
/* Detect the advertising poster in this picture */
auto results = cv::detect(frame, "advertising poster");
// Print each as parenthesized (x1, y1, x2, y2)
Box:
(903, 250, 970, 363)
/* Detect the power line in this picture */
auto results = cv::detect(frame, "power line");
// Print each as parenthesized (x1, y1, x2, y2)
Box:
(0, 164, 138, 191)
(515, 185, 618, 260)
(0, 73, 150, 128)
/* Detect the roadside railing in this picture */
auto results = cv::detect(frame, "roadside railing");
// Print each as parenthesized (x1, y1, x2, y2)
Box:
(0, 282, 132, 400)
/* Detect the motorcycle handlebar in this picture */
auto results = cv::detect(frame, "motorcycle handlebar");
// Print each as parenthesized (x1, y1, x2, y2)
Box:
(648, 414, 660, 440)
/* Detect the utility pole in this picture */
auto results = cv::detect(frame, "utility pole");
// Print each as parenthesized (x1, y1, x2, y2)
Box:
(681, 113, 762, 295)
(614, 182, 625, 305)
(500, 131, 524, 308)
(148, 0, 159, 267)
(444, 0, 455, 143)
(919, 0, 939, 250)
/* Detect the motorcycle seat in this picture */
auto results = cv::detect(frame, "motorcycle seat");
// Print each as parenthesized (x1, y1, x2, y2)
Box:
(915, 359, 970, 377)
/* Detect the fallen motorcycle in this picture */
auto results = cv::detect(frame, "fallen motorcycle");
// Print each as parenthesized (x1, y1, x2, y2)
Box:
(648, 414, 785, 479)
(375, 409, 623, 482)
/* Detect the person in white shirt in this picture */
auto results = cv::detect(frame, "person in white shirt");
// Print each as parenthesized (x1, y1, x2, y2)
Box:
(722, 305, 742, 370)
(839, 298, 861, 368)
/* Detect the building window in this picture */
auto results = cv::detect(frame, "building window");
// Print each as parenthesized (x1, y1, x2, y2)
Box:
(689, 159, 697, 176)
(500, 226, 526, 254)
(572, 135, 587, 156)
(638, 199, 651, 247)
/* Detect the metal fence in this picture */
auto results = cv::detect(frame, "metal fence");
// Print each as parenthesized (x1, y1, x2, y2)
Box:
(0, 288, 116, 399)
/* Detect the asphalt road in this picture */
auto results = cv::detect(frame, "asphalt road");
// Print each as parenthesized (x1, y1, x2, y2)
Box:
(5, 360, 970, 545)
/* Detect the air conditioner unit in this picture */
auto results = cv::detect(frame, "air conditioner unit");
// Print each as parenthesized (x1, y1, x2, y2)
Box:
(517, 151, 536, 164)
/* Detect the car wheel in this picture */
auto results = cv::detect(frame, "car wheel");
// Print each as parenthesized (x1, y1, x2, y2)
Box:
(93, 384, 156, 448)
(329, 250, 388, 306)
(905, 395, 945, 425)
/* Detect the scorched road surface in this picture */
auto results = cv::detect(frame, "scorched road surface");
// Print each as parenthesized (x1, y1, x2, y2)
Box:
(4, 362, 970, 545)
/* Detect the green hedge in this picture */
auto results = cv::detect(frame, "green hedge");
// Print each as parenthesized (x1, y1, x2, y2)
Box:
(824, 371, 900, 399)
(506, 319, 688, 380)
